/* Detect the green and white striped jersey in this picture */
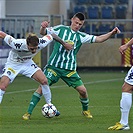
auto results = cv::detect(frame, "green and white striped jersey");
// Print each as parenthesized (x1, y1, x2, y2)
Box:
(46, 25, 96, 70)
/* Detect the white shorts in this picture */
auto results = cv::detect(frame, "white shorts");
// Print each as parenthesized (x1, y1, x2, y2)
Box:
(124, 66, 133, 85)
(2, 60, 41, 83)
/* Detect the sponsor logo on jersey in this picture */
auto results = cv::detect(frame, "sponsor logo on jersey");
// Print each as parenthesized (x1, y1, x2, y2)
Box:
(40, 39, 47, 44)
(45, 35, 52, 40)
(8, 68, 16, 74)
(16, 57, 31, 62)
(14, 43, 22, 49)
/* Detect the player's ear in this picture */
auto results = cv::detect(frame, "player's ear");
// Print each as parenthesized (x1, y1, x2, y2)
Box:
(71, 17, 73, 23)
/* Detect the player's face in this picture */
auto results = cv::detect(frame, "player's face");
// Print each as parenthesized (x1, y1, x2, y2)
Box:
(28, 44, 38, 54)
(71, 17, 84, 31)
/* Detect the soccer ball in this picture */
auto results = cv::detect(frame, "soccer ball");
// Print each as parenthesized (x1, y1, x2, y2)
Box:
(41, 103, 57, 118)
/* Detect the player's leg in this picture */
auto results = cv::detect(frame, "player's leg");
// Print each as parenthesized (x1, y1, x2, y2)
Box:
(23, 78, 52, 117)
(23, 69, 51, 120)
(0, 63, 19, 104)
(33, 67, 60, 116)
(108, 67, 133, 130)
(0, 76, 10, 103)
(33, 69, 52, 104)
(108, 82, 132, 130)
(25, 86, 42, 116)
(61, 69, 92, 118)
(23, 80, 61, 120)
(24, 69, 51, 118)
(21, 61, 52, 104)
(120, 83, 132, 126)
(75, 85, 93, 119)
(22, 85, 43, 120)
(23, 65, 60, 120)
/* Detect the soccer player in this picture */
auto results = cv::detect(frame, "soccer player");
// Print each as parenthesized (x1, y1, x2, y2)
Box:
(0, 31, 72, 116)
(23, 12, 120, 120)
(108, 38, 133, 130)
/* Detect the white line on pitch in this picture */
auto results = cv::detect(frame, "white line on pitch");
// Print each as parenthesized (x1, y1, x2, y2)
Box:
(5, 78, 123, 95)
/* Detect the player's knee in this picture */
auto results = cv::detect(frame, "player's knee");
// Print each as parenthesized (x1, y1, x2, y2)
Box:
(0, 84, 7, 91)
(76, 86, 87, 97)
(122, 83, 132, 93)
(0, 76, 10, 90)
(40, 78, 48, 85)
(79, 89, 87, 97)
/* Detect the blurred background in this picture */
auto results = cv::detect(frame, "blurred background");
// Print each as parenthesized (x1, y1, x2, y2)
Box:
(0, 0, 133, 74)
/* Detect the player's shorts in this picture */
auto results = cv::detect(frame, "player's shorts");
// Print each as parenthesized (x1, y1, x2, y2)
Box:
(124, 66, 133, 85)
(2, 60, 40, 83)
(44, 65, 83, 88)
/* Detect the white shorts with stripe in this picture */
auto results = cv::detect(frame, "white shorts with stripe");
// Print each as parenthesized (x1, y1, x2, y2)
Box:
(2, 60, 40, 83)
(124, 66, 133, 85)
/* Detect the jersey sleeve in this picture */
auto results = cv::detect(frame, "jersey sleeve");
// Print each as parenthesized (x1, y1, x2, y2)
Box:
(39, 34, 53, 49)
(80, 34, 96, 44)
(46, 27, 56, 34)
(4, 35, 26, 50)
(46, 25, 61, 35)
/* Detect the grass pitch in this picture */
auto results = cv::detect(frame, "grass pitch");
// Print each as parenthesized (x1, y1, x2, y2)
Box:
(0, 71, 133, 133)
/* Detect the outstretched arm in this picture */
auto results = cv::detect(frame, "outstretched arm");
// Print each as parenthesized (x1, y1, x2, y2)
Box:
(0, 31, 23, 50)
(95, 27, 121, 43)
(119, 38, 133, 55)
(0, 31, 7, 39)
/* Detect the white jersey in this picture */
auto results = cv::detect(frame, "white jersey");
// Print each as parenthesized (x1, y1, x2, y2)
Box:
(4, 34, 53, 63)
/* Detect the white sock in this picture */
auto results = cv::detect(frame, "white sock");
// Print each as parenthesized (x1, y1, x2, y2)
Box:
(41, 85, 51, 104)
(0, 89, 5, 104)
(120, 92, 132, 125)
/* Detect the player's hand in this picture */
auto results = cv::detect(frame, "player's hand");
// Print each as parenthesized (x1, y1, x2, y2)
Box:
(64, 43, 74, 51)
(119, 44, 128, 54)
(64, 40, 74, 51)
(112, 27, 121, 35)
(41, 21, 50, 28)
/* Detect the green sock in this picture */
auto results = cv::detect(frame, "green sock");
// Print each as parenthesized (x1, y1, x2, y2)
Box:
(80, 98, 89, 111)
(27, 92, 42, 114)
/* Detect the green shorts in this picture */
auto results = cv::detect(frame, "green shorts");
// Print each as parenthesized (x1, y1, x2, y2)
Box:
(44, 65, 83, 88)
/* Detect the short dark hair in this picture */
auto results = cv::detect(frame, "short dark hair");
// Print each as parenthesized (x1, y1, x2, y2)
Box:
(73, 12, 85, 20)
(26, 34, 39, 46)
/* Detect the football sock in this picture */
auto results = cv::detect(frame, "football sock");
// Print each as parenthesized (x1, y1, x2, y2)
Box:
(27, 92, 42, 114)
(41, 84, 51, 104)
(0, 89, 5, 104)
(80, 98, 89, 111)
(120, 92, 132, 125)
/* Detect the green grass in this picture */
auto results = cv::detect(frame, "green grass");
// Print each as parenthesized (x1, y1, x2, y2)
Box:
(0, 71, 133, 133)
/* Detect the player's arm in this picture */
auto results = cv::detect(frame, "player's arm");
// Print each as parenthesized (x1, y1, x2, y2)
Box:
(95, 27, 121, 43)
(40, 21, 73, 50)
(0, 31, 7, 38)
(51, 33, 73, 51)
(0, 31, 18, 49)
(119, 38, 133, 55)
(1, 31, 24, 50)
